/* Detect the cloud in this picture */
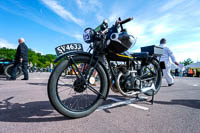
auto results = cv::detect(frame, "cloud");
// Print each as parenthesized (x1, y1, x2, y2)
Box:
(75, 0, 103, 23)
(151, 23, 174, 36)
(0, 0, 84, 42)
(160, 0, 186, 12)
(41, 0, 84, 26)
(76, 0, 83, 9)
(33, 49, 44, 55)
(125, 21, 145, 37)
(169, 41, 200, 62)
(72, 33, 83, 42)
(0, 38, 16, 49)
(108, 4, 127, 23)
(76, 0, 102, 12)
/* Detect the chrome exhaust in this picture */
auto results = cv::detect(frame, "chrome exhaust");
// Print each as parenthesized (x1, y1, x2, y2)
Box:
(141, 83, 156, 93)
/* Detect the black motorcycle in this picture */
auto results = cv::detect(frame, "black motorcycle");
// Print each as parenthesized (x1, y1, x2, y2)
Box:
(48, 17, 163, 118)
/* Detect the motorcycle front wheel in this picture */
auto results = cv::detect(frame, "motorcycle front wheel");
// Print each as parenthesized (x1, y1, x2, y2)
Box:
(48, 55, 108, 118)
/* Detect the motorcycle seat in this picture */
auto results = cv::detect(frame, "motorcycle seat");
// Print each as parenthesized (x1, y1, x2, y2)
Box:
(130, 52, 149, 60)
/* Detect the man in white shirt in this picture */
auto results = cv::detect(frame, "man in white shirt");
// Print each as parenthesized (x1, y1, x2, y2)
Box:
(159, 38, 179, 86)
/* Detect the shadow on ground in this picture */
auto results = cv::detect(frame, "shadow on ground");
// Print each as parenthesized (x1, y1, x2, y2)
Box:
(0, 95, 125, 122)
(0, 75, 7, 81)
(155, 99, 200, 109)
(27, 82, 72, 87)
(0, 97, 68, 122)
(28, 83, 48, 86)
(0, 95, 146, 122)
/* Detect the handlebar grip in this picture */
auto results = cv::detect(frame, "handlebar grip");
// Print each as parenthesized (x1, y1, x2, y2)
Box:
(119, 17, 133, 24)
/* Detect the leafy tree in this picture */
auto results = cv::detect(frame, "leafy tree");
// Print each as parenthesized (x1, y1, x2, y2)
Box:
(180, 58, 194, 66)
(0, 47, 56, 68)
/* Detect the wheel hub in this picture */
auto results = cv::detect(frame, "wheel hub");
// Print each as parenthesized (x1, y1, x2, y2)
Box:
(73, 78, 87, 93)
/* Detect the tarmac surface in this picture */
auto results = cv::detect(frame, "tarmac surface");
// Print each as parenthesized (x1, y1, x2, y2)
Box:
(0, 73, 200, 133)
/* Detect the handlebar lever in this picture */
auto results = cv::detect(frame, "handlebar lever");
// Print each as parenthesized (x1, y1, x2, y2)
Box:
(117, 17, 133, 31)
(119, 17, 133, 25)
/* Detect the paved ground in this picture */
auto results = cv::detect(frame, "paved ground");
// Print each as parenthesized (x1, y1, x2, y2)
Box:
(0, 73, 200, 133)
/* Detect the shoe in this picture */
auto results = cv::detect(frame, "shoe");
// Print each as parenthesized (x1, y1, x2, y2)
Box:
(7, 77, 16, 80)
(168, 83, 174, 86)
(21, 78, 28, 80)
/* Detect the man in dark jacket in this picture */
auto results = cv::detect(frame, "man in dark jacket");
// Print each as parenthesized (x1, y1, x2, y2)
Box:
(9, 38, 29, 80)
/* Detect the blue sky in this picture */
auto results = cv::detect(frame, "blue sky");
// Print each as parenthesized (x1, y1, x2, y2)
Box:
(0, 0, 200, 62)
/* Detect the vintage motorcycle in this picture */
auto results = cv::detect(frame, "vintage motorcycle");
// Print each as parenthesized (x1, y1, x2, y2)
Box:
(48, 17, 163, 118)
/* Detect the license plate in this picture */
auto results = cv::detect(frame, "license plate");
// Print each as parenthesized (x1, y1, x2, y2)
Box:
(55, 43, 83, 56)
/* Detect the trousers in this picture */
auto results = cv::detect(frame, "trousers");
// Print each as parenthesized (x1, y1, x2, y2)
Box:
(162, 61, 174, 84)
(11, 61, 29, 79)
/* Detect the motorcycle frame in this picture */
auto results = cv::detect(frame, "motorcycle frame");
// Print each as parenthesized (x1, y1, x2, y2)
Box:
(54, 42, 160, 100)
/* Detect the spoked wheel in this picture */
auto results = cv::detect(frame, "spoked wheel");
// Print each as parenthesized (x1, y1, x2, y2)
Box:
(48, 55, 108, 118)
(140, 59, 162, 96)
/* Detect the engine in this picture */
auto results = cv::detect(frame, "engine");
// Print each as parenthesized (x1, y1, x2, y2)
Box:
(111, 62, 142, 97)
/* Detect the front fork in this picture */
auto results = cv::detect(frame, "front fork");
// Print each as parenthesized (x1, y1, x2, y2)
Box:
(68, 54, 106, 99)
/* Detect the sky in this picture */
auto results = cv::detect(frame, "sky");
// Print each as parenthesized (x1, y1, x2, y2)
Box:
(0, 0, 200, 62)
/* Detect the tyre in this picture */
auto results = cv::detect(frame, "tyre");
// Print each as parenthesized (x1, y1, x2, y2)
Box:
(48, 55, 108, 118)
(140, 59, 162, 96)
(4, 64, 22, 78)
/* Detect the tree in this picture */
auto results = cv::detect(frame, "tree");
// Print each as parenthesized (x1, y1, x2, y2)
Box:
(0, 47, 56, 68)
(180, 58, 194, 66)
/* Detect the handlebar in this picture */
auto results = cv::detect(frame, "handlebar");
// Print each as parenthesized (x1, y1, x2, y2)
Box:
(119, 17, 133, 25)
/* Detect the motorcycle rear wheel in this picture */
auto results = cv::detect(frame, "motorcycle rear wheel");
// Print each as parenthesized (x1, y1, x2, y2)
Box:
(48, 55, 108, 118)
(140, 59, 162, 96)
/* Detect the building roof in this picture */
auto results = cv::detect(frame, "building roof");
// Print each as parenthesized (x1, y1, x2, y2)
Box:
(186, 62, 200, 68)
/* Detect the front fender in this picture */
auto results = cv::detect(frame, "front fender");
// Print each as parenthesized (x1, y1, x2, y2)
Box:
(54, 51, 92, 63)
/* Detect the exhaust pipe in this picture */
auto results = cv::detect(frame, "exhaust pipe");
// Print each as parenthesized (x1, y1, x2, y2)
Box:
(141, 83, 156, 93)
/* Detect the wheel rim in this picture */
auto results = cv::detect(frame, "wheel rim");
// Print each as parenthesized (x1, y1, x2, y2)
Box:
(56, 60, 103, 112)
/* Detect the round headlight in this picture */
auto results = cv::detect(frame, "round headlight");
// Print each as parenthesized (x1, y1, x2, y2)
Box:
(83, 28, 95, 43)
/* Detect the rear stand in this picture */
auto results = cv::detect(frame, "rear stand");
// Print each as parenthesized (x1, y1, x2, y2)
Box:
(149, 90, 155, 105)
(135, 89, 155, 105)
(97, 91, 155, 112)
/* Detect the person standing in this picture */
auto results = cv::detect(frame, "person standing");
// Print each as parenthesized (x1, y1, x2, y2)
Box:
(9, 38, 29, 80)
(159, 38, 179, 86)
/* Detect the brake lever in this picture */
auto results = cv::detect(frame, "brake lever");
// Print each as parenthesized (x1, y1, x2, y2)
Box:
(118, 17, 123, 31)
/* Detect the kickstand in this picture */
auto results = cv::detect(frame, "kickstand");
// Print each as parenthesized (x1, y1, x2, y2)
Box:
(135, 94, 139, 100)
(150, 90, 155, 105)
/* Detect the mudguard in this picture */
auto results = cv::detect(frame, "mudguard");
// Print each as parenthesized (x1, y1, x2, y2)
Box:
(54, 51, 91, 63)
(54, 51, 110, 98)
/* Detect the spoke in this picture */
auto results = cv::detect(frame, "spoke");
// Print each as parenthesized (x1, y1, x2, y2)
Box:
(72, 97, 79, 110)
(81, 92, 91, 108)
(141, 77, 156, 81)
(147, 66, 157, 76)
(70, 58, 86, 80)
(71, 66, 81, 79)
(56, 58, 103, 111)
(85, 89, 92, 106)
(58, 79, 66, 85)
(68, 96, 74, 108)
(58, 88, 68, 93)
(67, 87, 73, 96)
(87, 85, 105, 99)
